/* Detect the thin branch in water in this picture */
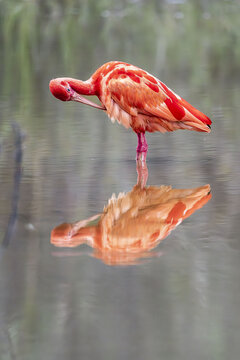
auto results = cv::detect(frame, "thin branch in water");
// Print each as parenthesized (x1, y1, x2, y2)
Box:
(0, 322, 17, 360)
(2, 122, 24, 248)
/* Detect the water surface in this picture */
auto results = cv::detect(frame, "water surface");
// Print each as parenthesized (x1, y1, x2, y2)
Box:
(1, 1, 240, 359)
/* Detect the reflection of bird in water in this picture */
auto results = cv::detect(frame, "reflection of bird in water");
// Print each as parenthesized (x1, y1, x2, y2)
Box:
(49, 61, 211, 161)
(51, 163, 211, 265)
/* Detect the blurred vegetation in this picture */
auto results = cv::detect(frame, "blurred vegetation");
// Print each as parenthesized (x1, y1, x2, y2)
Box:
(0, 0, 239, 168)
(0, 0, 240, 98)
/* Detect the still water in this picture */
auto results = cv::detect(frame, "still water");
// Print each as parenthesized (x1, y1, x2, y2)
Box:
(1, 1, 240, 359)
(1, 79, 240, 359)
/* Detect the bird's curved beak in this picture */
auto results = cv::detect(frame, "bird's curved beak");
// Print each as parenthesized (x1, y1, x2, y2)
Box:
(71, 91, 106, 110)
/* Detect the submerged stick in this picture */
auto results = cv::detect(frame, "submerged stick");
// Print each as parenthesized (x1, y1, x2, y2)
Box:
(2, 122, 24, 248)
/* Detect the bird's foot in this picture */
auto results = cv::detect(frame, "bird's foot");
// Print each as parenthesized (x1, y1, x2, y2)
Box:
(136, 144, 148, 162)
(136, 143, 148, 153)
(136, 132, 148, 162)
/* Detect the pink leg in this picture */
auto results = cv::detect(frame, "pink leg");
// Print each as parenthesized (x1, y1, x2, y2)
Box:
(136, 132, 148, 161)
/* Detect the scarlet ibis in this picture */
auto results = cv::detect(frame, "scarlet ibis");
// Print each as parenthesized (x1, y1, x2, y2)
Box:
(51, 179, 211, 265)
(49, 61, 211, 161)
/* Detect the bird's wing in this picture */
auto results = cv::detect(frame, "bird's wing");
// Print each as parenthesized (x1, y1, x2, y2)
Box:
(106, 70, 211, 132)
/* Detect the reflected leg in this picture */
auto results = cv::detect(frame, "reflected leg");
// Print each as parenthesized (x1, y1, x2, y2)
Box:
(136, 159, 148, 188)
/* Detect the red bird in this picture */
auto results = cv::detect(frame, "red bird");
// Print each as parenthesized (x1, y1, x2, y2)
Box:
(49, 61, 211, 161)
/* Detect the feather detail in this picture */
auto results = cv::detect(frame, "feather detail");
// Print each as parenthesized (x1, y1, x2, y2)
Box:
(94, 62, 211, 134)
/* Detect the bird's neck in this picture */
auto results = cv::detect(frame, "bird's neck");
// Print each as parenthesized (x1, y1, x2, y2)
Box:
(65, 78, 95, 95)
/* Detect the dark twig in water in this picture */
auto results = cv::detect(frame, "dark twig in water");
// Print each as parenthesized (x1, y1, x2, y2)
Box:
(0, 321, 17, 360)
(2, 122, 24, 248)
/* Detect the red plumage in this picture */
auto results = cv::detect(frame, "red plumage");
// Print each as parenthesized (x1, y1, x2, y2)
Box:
(49, 61, 212, 160)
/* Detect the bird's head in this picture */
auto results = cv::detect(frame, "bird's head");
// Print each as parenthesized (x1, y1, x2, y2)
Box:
(49, 77, 106, 110)
(49, 79, 72, 101)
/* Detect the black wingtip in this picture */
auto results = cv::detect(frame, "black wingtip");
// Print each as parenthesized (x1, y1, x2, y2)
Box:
(207, 124, 211, 129)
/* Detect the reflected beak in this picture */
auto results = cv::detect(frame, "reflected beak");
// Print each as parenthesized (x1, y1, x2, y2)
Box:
(71, 91, 106, 110)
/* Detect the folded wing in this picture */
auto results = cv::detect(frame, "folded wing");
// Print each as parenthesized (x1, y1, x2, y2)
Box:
(106, 69, 211, 133)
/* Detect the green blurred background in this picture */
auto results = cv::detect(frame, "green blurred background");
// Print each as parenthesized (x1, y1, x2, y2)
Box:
(1, 0, 240, 146)
(1, 0, 240, 94)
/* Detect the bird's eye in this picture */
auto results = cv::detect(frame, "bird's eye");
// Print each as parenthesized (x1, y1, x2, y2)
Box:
(67, 88, 70, 92)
